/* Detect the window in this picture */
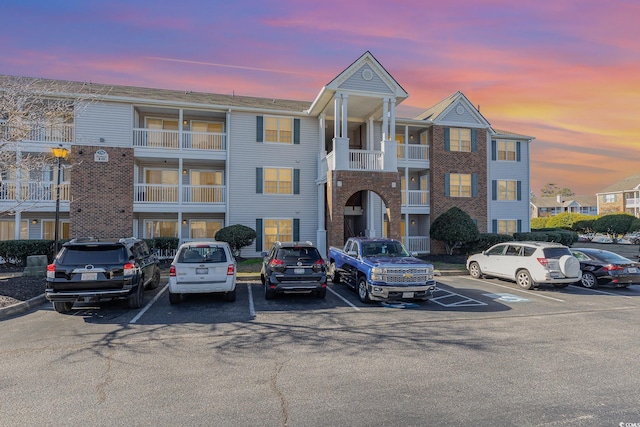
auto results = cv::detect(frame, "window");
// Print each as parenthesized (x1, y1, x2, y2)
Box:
(189, 220, 223, 239)
(497, 141, 517, 161)
(189, 170, 223, 202)
(43, 220, 69, 240)
(497, 220, 518, 235)
(143, 169, 179, 202)
(264, 219, 293, 250)
(265, 116, 293, 143)
(449, 128, 471, 152)
(144, 220, 178, 238)
(604, 194, 617, 203)
(0, 220, 28, 240)
(190, 121, 224, 150)
(449, 173, 472, 197)
(264, 168, 292, 194)
(497, 180, 517, 200)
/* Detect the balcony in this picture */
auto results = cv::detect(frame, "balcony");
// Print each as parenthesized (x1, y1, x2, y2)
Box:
(1, 123, 74, 143)
(401, 236, 430, 254)
(0, 181, 70, 202)
(625, 197, 640, 209)
(324, 137, 397, 177)
(134, 184, 225, 205)
(401, 190, 430, 214)
(397, 144, 429, 161)
(133, 129, 226, 151)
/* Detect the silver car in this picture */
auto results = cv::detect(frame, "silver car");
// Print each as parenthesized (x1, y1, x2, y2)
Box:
(168, 241, 236, 304)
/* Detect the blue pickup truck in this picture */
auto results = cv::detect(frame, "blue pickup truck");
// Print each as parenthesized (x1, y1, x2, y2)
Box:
(327, 237, 436, 303)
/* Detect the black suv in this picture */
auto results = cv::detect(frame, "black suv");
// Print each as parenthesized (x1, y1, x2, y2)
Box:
(261, 241, 327, 299)
(45, 237, 161, 313)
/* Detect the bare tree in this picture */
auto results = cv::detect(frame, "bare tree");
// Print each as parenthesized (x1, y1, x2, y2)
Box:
(0, 75, 103, 215)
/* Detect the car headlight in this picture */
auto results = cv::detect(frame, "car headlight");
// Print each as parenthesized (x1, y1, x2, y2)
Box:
(371, 267, 383, 281)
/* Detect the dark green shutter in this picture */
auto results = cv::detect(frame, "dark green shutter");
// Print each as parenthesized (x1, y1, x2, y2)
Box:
(256, 116, 263, 142)
(516, 141, 521, 161)
(256, 168, 263, 193)
(444, 173, 450, 197)
(492, 180, 497, 200)
(491, 140, 497, 161)
(471, 129, 477, 152)
(517, 181, 522, 201)
(492, 219, 498, 233)
(444, 128, 450, 151)
(293, 169, 300, 194)
(472, 174, 478, 197)
(293, 119, 300, 144)
(256, 219, 263, 252)
(517, 219, 522, 232)
(293, 219, 300, 241)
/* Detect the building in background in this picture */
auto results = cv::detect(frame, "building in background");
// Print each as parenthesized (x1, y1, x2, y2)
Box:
(596, 175, 640, 217)
(0, 52, 534, 255)
(530, 195, 598, 218)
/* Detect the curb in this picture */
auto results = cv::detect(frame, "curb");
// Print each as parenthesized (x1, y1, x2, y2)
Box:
(0, 294, 47, 320)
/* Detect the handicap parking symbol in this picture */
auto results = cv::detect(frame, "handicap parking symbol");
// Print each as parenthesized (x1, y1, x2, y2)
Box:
(483, 293, 531, 303)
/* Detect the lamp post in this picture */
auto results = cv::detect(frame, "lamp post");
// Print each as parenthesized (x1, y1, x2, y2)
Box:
(52, 146, 69, 256)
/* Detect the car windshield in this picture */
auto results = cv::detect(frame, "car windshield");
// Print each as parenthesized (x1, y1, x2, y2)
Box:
(178, 245, 227, 263)
(361, 242, 409, 257)
(60, 245, 127, 264)
(277, 247, 321, 262)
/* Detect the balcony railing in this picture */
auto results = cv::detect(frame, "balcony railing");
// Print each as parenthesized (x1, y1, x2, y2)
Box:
(349, 149, 384, 171)
(401, 236, 430, 253)
(0, 181, 70, 201)
(0, 124, 74, 143)
(625, 197, 640, 208)
(133, 129, 226, 151)
(134, 183, 225, 204)
(401, 190, 430, 207)
(397, 144, 429, 161)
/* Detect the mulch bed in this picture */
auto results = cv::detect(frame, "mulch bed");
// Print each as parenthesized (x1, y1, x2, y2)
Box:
(0, 274, 46, 309)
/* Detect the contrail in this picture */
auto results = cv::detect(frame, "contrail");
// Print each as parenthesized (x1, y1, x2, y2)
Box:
(145, 56, 326, 77)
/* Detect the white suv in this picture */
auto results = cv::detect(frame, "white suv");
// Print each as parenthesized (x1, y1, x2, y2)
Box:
(466, 241, 581, 289)
(168, 241, 236, 304)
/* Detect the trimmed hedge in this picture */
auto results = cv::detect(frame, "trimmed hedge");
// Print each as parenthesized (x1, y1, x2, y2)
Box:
(461, 233, 514, 255)
(0, 240, 57, 265)
(513, 229, 578, 246)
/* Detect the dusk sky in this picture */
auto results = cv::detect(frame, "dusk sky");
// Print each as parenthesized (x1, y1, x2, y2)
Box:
(2, 0, 639, 196)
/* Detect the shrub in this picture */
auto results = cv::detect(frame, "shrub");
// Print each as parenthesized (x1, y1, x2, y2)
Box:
(430, 207, 480, 255)
(530, 217, 549, 230)
(460, 233, 514, 255)
(215, 224, 257, 259)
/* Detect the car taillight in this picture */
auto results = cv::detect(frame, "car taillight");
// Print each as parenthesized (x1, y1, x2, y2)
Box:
(537, 258, 549, 267)
(604, 264, 624, 271)
(123, 262, 136, 276)
(46, 263, 56, 279)
(169, 265, 176, 277)
(227, 264, 235, 276)
(269, 258, 284, 267)
(313, 258, 325, 272)
(315, 259, 326, 266)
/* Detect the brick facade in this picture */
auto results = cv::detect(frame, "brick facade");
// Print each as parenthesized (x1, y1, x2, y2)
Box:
(326, 170, 401, 249)
(430, 126, 488, 254)
(69, 146, 134, 238)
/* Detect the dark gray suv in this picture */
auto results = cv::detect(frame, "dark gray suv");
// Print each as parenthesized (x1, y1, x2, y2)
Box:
(45, 237, 161, 313)
(261, 241, 327, 299)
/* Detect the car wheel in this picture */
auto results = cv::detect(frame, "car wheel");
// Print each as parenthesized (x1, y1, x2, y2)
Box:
(169, 292, 181, 304)
(581, 272, 598, 289)
(515, 270, 535, 290)
(468, 262, 482, 279)
(53, 301, 73, 313)
(264, 284, 276, 300)
(147, 267, 161, 290)
(127, 283, 145, 309)
(328, 262, 341, 283)
(357, 276, 371, 303)
(225, 288, 236, 302)
(316, 288, 326, 299)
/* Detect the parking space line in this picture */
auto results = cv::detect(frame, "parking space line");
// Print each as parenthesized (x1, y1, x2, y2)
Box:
(466, 277, 565, 302)
(430, 287, 487, 307)
(130, 283, 168, 324)
(567, 285, 634, 298)
(327, 286, 360, 311)
(247, 283, 256, 317)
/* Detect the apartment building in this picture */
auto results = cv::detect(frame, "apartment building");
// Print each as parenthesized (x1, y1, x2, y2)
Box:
(596, 175, 640, 217)
(0, 51, 534, 255)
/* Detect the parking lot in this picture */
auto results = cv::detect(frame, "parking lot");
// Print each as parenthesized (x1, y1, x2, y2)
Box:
(3, 271, 640, 426)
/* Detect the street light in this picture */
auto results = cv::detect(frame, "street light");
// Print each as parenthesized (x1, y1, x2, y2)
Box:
(52, 145, 69, 256)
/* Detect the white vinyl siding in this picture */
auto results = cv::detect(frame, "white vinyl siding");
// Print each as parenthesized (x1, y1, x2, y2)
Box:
(74, 101, 132, 146)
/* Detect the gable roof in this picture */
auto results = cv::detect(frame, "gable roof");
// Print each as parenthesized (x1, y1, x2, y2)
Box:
(493, 128, 535, 141)
(412, 91, 492, 129)
(532, 196, 597, 208)
(597, 175, 640, 194)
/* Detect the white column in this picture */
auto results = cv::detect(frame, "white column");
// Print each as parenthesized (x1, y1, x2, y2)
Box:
(14, 150, 22, 239)
(334, 94, 341, 138)
(367, 116, 374, 150)
(178, 109, 184, 150)
(382, 98, 389, 140)
(13, 211, 21, 240)
(317, 184, 327, 258)
(389, 98, 396, 142)
(341, 93, 348, 139)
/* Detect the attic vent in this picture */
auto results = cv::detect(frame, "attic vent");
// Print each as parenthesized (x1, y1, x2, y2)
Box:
(362, 69, 373, 81)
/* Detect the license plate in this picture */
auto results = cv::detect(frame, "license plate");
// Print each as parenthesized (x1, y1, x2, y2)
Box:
(294, 268, 305, 274)
(402, 292, 414, 298)
(628, 267, 637, 273)
(81, 272, 97, 281)
(196, 268, 208, 274)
